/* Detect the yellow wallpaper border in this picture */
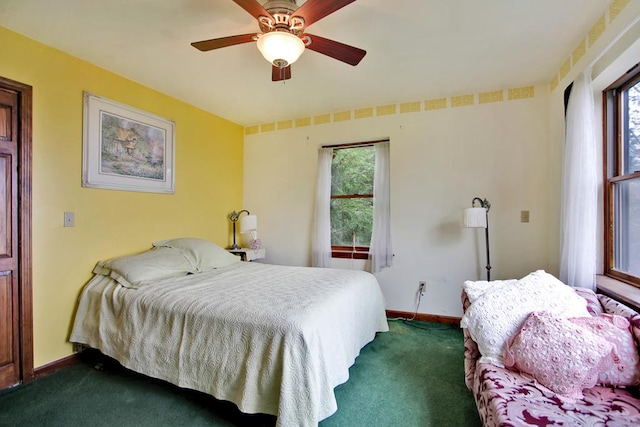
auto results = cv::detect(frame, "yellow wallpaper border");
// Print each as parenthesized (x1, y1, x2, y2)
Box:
(295, 117, 311, 127)
(277, 120, 293, 130)
(314, 113, 331, 125)
(424, 98, 447, 110)
(548, 0, 630, 93)
(572, 39, 586, 65)
(559, 58, 571, 81)
(355, 107, 373, 119)
(334, 110, 352, 122)
(260, 123, 275, 133)
(244, 85, 535, 134)
(376, 104, 396, 116)
(399, 101, 421, 113)
(610, 0, 631, 22)
(478, 90, 503, 104)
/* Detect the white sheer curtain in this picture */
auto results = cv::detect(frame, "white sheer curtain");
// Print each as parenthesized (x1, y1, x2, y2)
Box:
(311, 148, 333, 267)
(560, 69, 597, 289)
(369, 141, 393, 273)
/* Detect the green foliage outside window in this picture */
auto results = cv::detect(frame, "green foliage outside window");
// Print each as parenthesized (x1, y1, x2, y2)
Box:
(330, 146, 375, 247)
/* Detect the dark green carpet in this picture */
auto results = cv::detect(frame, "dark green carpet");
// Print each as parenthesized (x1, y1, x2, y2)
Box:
(0, 320, 481, 427)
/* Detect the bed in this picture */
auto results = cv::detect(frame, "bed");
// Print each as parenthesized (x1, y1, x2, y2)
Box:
(69, 238, 389, 426)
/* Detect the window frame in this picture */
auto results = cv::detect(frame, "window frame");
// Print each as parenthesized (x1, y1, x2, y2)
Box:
(603, 64, 640, 287)
(330, 193, 373, 259)
(326, 140, 385, 260)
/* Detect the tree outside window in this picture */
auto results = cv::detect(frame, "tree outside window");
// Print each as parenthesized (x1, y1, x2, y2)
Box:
(330, 145, 374, 258)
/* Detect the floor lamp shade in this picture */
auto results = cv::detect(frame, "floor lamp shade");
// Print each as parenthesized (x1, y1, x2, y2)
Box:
(463, 207, 487, 228)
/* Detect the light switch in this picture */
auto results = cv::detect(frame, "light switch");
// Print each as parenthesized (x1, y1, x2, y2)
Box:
(520, 210, 530, 223)
(64, 212, 75, 227)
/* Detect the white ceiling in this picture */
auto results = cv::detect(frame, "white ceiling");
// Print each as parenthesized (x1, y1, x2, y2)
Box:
(0, 0, 610, 126)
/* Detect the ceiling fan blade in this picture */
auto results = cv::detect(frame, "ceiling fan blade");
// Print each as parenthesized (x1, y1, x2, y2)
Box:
(272, 65, 292, 82)
(191, 33, 257, 51)
(292, 0, 357, 28)
(233, 0, 273, 21)
(303, 33, 366, 66)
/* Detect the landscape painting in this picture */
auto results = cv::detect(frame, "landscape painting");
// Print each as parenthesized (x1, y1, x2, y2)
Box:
(82, 92, 175, 194)
(100, 112, 166, 180)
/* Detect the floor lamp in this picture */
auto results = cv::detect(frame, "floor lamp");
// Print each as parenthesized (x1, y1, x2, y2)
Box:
(463, 197, 491, 281)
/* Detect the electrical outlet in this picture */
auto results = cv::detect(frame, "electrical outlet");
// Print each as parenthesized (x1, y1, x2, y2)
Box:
(520, 210, 530, 223)
(418, 281, 426, 295)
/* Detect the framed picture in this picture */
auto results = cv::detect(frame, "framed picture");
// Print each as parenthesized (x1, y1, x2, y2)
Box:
(82, 92, 175, 194)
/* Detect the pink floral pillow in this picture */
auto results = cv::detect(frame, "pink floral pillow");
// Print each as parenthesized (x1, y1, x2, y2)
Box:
(504, 311, 616, 401)
(569, 314, 640, 387)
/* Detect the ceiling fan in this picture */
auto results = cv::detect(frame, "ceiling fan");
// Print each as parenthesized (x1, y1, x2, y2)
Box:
(191, 0, 366, 81)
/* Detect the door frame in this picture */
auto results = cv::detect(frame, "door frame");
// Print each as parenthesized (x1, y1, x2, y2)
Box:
(0, 76, 33, 384)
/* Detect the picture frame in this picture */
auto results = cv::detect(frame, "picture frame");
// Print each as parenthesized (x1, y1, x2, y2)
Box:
(82, 92, 175, 194)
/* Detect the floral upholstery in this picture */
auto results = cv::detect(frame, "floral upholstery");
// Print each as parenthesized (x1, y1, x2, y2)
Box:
(574, 287, 605, 316)
(463, 290, 480, 390)
(474, 362, 640, 427)
(598, 294, 640, 344)
(462, 288, 640, 426)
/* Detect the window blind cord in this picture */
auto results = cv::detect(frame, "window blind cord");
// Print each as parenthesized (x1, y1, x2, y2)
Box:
(351, 231, 355, 269)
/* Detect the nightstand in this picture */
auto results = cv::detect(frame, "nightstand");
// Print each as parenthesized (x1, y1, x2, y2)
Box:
(228, 248, 266, 262)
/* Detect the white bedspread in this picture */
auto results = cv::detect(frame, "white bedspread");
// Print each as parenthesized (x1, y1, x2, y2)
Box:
(70, 262, 388, 426)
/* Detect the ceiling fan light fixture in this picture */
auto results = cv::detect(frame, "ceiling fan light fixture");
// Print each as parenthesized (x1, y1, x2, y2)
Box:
(256, 31, 305, 68)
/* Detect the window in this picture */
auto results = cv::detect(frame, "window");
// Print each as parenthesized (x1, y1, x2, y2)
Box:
(604, 64, 640, 287)
(312, 139, 392, 271)
(330, 144, 375, 259)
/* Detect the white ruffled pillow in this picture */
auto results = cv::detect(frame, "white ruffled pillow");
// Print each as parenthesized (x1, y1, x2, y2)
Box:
(460, 270, 590, 367)
(153, 237, 240, 272)
(94, 246, 194, 288)
(463, 279, 518, 303)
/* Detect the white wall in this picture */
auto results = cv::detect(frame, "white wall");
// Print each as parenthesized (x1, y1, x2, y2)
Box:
(244, 87, 554, 317)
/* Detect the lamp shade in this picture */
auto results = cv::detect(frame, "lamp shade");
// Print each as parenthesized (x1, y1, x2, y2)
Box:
(463, 207, 487, 228)
(256, 31, 305, 67)
(240, 214, 257, 233)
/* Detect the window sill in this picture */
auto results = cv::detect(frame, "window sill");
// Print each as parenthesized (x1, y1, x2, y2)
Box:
(596, 275, 640, 312)
(331, 250, 368, 260)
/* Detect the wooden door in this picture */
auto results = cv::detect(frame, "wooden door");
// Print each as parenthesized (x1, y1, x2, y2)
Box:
(0, 87, 20, 388)
(0, 76, 32, 389)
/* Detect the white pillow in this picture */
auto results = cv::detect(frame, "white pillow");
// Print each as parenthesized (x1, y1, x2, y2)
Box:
(460, 270, 590, 367)
(93, 246, 193, 288)
(463, 279, 518, 303)
(152, 237, 240, 272)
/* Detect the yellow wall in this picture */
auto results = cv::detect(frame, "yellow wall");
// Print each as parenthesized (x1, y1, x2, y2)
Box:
(0, 26, 244, 367)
